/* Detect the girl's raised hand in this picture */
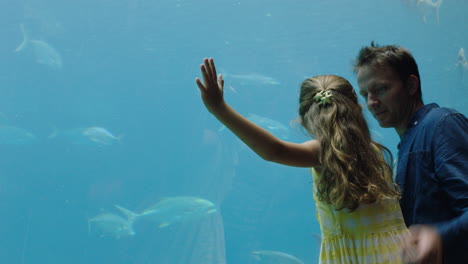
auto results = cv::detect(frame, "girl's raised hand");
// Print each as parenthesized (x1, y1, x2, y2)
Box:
(196, 58, 225, 112)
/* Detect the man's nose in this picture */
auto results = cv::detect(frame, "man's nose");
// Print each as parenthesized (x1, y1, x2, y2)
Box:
(367, 94, 379, 109)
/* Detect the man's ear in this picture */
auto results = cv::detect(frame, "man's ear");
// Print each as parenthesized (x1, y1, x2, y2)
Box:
(407, 75, 419, 96)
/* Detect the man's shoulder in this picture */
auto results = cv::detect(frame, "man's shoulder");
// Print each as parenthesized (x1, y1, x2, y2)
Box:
(423, 104, 465, 124)
(416, 105, 468, 142)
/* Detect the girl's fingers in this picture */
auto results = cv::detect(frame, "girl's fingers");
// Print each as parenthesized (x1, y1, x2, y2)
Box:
(218, 74, 224, 90)
(200, 64, 211, 85)
(205, 58, 215, 81)
(202, 58, 214, 81)
(199, 58, 221, 91)
(209, 58, 217, 81)
(195, 78, 205, 91)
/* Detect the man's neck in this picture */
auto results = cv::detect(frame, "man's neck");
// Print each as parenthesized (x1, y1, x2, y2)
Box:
(396, 101, 424, 137)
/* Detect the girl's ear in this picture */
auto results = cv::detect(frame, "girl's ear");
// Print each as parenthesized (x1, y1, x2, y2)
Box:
(407, 75, 419, 96)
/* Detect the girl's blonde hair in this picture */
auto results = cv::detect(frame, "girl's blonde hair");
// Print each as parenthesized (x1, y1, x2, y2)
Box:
(299, 75, 400, 211)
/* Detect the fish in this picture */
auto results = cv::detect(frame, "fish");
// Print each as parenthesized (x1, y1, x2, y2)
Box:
(48, 127, 92, 145)
(88, 211, 136, 239)
(370, 128, 384, 141)
(14, 24, 63, 70)
(416, 0, 443, 24)
(114, 204, 141, 223)
(49, 126, 122, 146)
(251, 250, 305, 264)
(82, 127, 122, 146)
(139, 196, 217, 228)
(455, 48, 468, 80)
(0, 125, 37, 145)
(311, 233, 322, 245)
(247, 114, 291, 140)
(219, 113, 291, 140)
(221, 71, 280, 86)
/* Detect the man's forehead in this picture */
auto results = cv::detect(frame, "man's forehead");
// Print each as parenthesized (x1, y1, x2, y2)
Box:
(356, 68, 373, 90)
(358, 66, 393, 86)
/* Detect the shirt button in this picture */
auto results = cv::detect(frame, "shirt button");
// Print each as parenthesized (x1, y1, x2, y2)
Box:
(414, 121, 418, 125)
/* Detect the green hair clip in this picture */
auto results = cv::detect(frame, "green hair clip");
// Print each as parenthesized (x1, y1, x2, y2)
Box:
(313, 90, 333, 106)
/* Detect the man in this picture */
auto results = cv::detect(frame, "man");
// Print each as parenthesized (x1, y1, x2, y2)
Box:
(354, 42, 468, 264)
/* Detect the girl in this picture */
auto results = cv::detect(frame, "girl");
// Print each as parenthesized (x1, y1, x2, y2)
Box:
(196, 58, 408, 264)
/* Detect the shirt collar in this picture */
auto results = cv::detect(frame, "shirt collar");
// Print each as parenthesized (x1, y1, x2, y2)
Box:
(406, 103, 439, 128)
(398, 103, 439, 149)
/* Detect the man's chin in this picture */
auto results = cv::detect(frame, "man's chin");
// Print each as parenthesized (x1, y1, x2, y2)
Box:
(377, 120, 392, 128)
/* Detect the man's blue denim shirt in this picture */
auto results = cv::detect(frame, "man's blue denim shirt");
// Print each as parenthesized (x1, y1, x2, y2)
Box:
(396, 103, 468, 263)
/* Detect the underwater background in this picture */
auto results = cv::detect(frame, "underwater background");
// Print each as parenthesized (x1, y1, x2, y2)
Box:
(0, 0, 466, 263)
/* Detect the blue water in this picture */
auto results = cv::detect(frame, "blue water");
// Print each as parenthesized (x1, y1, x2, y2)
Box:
(0, 0, 466, 263)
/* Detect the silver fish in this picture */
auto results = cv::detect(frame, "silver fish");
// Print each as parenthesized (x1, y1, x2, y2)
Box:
(139, 196, 217, 228)
(114, 204, 140, 221)
(456, 48, 468, 80)
(247, 114, 291, 140)
(219, 113, 290, 140)
(370, 128, 384, 141)
(222, 71, 280, 86)
(88, 212, 135, 239)
(416, 0, 443, 24)
(14, 24, 63, 70)
(49, 126, 121, 146)
(82, 127, 121, 146)
(251, 250, 305, 264)
(0, 125, 37, 145)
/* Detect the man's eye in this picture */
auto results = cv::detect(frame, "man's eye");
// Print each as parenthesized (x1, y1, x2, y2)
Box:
(376, 87, 386, 94)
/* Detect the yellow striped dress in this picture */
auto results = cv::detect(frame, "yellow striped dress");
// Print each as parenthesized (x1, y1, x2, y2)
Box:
(311, 168, 408, 264)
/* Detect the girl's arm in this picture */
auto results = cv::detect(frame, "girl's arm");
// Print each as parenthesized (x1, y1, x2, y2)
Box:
(196, 58, 320, 168)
